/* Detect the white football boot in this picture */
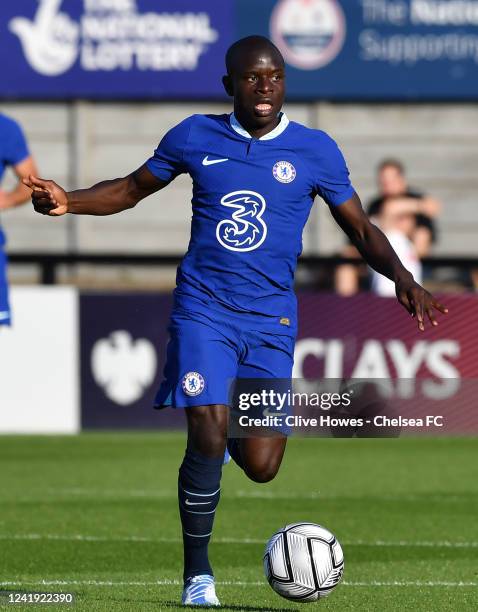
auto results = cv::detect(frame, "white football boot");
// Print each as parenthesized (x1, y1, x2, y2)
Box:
(181, 574, 220, 607)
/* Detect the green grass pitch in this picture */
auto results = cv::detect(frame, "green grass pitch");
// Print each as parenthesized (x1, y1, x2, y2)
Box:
(0, 433, 477, 611)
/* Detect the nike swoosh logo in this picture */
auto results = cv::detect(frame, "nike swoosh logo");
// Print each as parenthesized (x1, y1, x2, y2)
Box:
(185, 499, 211, 506)
(202, 156, 229, 166)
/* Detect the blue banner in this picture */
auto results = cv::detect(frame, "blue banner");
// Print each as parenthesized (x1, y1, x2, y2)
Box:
(1, 0, 232, 98)
(2, 0, 478, 99)
(237, 0, 478, 100)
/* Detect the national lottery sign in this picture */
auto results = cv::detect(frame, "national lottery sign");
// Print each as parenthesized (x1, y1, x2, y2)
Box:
(1, 0, 232, 98)
(1, 0, 478, 99)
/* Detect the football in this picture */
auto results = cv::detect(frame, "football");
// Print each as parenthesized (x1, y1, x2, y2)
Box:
(263, 522, 344, 602)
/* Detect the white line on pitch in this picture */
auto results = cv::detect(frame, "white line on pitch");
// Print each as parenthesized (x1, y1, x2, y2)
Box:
(0, 579, 476, 588)
(344, 581, 478, 587)
(2, 488, 473, 503)
(0, 533, 477, 548)
(350, 539, 478, 548)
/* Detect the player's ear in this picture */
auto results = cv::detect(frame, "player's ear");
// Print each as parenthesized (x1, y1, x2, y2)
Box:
(222, 75, 234, 97)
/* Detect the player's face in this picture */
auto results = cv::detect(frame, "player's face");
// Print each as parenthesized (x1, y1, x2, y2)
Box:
(227, 50, 285, 133)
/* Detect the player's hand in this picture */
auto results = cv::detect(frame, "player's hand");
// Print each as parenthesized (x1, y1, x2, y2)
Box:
(23, 175, 68, 216)
(395, 276, 448, 332)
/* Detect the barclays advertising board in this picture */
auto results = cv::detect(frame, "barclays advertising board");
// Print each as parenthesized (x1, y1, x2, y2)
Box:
(1, 0, 478, 99)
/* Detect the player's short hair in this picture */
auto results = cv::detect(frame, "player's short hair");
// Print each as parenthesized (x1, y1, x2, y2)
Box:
(377, 158, 406, 175)
(225, 36, 284, 75)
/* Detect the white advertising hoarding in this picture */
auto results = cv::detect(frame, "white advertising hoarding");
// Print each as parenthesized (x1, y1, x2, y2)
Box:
(0, 287, 79, 434)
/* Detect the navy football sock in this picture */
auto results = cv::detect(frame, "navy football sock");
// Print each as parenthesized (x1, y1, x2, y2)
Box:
(226, 438, 244, 469)
(178, 449, 223, 582)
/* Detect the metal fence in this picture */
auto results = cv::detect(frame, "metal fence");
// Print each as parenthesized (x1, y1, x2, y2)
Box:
(9, 253, 478, 291)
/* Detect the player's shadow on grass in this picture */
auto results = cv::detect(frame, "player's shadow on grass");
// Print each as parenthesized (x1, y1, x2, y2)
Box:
(162, 601, 295, 611)
(97, 596, 295, 611)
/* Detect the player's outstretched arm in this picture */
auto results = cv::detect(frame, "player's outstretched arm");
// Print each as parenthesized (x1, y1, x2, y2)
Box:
(329, 193, 448, 332)
(0, 155, 39, 211)
(24, 165, 168, 217)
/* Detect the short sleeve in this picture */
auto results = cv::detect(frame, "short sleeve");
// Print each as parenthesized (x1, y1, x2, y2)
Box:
(314, 133, 355, 207)
(146, 116, 193, 183)
(4, 118, 29, 167)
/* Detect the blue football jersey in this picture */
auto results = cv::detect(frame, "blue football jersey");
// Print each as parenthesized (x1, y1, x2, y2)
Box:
(0, 113, 30, 247)
(146, 113, 355, 332)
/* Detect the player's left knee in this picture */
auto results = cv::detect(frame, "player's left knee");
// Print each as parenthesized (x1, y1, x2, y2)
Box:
(245, 462, 280, 484)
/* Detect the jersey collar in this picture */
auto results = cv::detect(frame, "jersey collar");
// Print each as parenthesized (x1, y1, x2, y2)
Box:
(230, 112, 289, 140)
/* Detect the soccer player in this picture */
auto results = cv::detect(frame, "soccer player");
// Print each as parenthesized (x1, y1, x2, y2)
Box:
(25, 36, 447, 606)
(0, 112, 38, 327)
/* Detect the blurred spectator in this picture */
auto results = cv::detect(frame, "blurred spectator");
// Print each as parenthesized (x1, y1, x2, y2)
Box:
(370, 196, 422, 297)
(335, 158, 441, 296)
(0, 112, 37, 327)
(334, 242, 363, 296)
(368, 159, 441, 258)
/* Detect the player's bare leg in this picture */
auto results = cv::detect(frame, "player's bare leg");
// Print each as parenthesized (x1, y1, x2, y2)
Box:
(179, 404, 228, 606)
(227, 435, 287, 483)
(186, 404, 228, 458)
(241, 436, 287, 482)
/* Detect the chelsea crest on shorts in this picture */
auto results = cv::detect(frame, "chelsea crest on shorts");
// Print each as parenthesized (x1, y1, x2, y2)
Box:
(182, 371, 205, 397)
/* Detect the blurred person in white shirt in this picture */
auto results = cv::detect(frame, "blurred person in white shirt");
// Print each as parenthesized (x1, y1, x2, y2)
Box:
(371, 196, 422, 297)
(368, 159, 441, 258)
(335, 159, 440, 296)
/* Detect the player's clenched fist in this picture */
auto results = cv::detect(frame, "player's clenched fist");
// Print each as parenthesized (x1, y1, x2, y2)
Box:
(23, 175, 68, 216)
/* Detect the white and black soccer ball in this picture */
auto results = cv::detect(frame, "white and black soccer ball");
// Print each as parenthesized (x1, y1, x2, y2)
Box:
(263, 522, 344, 602)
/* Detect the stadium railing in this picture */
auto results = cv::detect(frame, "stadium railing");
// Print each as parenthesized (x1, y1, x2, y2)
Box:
(8, 253, 478, 290)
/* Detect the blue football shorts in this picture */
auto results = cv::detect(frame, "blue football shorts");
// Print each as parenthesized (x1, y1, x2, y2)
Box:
(0, 249, 11, 326)
(155, 307, 295, 410)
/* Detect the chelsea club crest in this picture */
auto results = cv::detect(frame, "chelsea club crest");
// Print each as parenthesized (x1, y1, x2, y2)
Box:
(273, 161, 296, 184)
(182, 371, 205, 396)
